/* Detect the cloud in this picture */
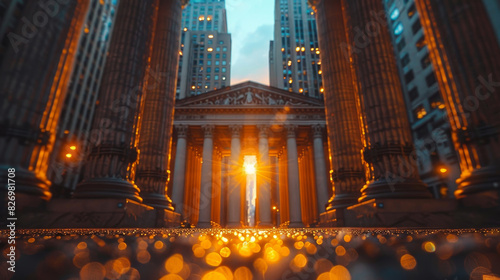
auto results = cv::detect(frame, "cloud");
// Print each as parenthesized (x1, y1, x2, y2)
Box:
(231, 24, 273, 85)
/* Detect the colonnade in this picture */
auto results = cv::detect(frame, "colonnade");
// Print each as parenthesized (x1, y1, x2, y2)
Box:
(171, 124, 330, 227)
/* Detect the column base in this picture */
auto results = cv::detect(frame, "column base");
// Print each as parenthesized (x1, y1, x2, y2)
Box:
(326, 193, 359, 211)
(197, 221, 213, 228)
(358, 178, 432, 203)
(288, 221, 304, 228)
(17, 198, 181, 228)
(0, 165, 51, 201)
(256, 222, 274, 228)
(74, 178, 142, 203)
(344, 198, 458, 227)
(141, 192, 175, 211)
(455, 165, 500, 204)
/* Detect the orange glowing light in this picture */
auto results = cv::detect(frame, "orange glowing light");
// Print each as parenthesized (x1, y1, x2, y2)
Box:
(439, 168, 448, 174)
(65, 153, 72, 158)
(244, 162, 256, 175)
(70, 146, 76, 150)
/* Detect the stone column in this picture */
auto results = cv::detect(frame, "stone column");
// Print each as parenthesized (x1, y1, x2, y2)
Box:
(257, 125, 273, 227)
(311, 125, 329, 213)
(74, 0, 158, 201)
(278, 148, 290, 224)
(171, 125, 189, 215)
(308, 0, 366, 209)
(0, 0, 89, 202)
(342, 0, 431, 201)
(198, 125, 215, 227)
(227, 125, 243, 227)
(285, 125, 303, 227)
(414, 0, 500, 202)
(211, 147, 222, 225)
(136, 0, 184, 210)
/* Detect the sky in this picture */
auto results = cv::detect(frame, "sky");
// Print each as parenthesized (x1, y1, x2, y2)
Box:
(226, 0, 275, 86)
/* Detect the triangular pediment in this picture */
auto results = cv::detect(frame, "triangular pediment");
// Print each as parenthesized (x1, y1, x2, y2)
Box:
(175, 81, 324, 108)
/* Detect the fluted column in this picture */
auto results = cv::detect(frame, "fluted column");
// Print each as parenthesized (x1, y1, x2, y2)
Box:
(171, 125, 189, 215)
(257, 125, 272, 227)
(415, 0, 500, 201)
(285, 125, 303, 227)
(198, 125, 215, 227)
(311, 125, 329, 213)
(0, 0, 89, 201)
(341, 0, 431, 201)
(278, 148, 290, 224)
(227, 125, 243, 227)
(308, 0, 366, 209)
(211, 147, 222, 224)
(74, 0, 158, 201)
(136, 0, 184, 210)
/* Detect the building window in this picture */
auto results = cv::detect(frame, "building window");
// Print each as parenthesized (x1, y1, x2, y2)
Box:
(430, 91, 445, 109)
(414, 105, 427, 120)
(407, 4, 417, 18)
(405, 70, 415, 83)
(421, 53, 431, 69)
(219, 40, 224, 44)
(401, 53, 410, 67)
(394, 22, 404, 36)
(416, 35, 426, 51)
(397, 37, 406, 51)
(426, 72, 437, 87)
(390, 8, 400, 21)
(409, 87, 419, 102)
(215, 75, 219, 80)
(412, 20, 422, 34)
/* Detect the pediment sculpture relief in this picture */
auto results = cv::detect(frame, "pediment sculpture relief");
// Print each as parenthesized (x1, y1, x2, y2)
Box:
(193, 90, 311, 106)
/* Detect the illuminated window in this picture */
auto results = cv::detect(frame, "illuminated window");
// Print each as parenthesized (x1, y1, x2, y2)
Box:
(394, 22, 404, 36)
(390, 8, 400, 21)
(414, 105, 427, 119)
(207, 48, 213, 52)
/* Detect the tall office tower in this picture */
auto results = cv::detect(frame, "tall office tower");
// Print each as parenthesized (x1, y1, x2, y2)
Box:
(176, 0, 231, 99)
(269, 0, 323, 99)
(0, 0, 27, 62)
(384, 0, 460, 198)
(47, 0, 119, 194)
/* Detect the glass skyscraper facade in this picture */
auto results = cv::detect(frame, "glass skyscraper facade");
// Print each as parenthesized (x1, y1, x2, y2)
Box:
(177, 0, 231, 99)
(269, 0, 323, 99)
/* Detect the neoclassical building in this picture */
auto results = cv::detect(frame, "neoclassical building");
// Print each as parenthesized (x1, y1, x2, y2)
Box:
(169, 81, 331, 227)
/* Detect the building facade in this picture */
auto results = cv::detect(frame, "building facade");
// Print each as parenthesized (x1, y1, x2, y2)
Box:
(269, 0, 323, 99)
(384, 0, 461, 198)
(177, 0, 231, 99)
(47, 0, 119, 195)
(170, 81, 331, 227)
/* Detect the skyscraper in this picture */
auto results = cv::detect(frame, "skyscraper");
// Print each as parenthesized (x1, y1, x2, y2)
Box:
(269, 0, 323, 99)
(177, 0, 231, 99)
(0, 0, 27, 62)
(47, 0, 119, 194)
(383, 0, 461, 197)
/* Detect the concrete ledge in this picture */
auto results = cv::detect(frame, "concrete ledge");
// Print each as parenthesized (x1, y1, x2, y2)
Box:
(18, 198, 180, 228)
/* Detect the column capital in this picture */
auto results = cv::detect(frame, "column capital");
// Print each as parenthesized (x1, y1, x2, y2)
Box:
(258, 125, 270, 138)
(312, 124, 324, 139)
(229, 125, 242, 138)
(202, 125, 215, 138)
(285, 125, 298, 138)
(175, 125, 189, 138)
